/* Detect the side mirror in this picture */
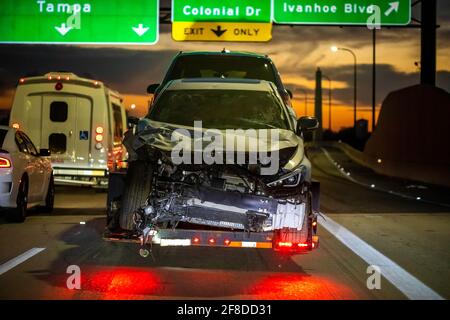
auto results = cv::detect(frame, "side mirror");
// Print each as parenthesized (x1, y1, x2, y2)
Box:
(297, 116, 319, 134)
(128, 116, 139, 128)
(286, 89, 293, 99)
(147, 83, 160, 94)
(39, 149, 51, 157)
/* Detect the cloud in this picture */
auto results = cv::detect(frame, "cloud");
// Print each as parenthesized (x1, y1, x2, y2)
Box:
(0, 45, 178, 95)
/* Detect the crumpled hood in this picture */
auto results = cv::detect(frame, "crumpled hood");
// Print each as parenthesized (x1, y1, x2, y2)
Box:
(125, 118, 305, 172)
(138, 118, 300, 148)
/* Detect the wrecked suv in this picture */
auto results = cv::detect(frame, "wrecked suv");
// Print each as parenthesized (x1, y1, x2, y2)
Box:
(107, 78, 320, 253)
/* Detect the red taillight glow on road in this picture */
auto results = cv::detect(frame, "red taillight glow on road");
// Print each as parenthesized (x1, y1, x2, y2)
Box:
(248, 274, 356, 300)
(86, 268, 161, 299)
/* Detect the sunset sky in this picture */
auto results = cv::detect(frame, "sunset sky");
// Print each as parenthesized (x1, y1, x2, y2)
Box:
(0, 0, 449, 132)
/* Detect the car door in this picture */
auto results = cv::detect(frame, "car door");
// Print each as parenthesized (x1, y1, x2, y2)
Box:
(22, 132, 48, 199)
(15, 132, 39, 201)
(41, 95, 92, 168)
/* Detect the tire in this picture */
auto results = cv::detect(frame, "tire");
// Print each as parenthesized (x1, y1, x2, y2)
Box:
(6, 178, 28, 223)
(119, 161, 153, 230)
(43, 174, 55, 213)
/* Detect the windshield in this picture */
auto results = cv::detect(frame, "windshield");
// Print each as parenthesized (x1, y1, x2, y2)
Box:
(148, 89, 289, 130)
(166, 55, 277, 84)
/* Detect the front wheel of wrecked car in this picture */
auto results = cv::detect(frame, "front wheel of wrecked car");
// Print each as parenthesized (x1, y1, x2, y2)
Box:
(119, 161, 153, 231)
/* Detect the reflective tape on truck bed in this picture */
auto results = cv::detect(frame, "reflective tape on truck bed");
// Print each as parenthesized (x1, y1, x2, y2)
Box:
(229, 241, 272, 249)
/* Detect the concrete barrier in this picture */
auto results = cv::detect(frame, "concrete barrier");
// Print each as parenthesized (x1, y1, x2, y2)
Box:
(322, 141, 450, 188)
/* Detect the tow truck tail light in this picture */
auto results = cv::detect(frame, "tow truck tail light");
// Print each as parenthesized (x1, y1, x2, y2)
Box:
(224, 239, 231, 246)
(208, 238, 215, 245)
(192, 237, 200, 244)
(277, 241, 293, 248)
(0, 157, 11, 168)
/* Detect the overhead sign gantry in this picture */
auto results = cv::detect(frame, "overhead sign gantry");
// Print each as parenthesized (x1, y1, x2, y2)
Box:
(0, 0, 159, 44)
(0, 0, 413, 45)
(171, 0, 273, 42)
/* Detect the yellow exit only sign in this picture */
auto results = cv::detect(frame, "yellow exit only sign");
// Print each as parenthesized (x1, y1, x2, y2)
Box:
(171, 0, 272, 42)
(172, 22, 272, 42)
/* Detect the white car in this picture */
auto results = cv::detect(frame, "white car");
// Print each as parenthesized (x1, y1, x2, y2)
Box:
(0, 126, 54, 222)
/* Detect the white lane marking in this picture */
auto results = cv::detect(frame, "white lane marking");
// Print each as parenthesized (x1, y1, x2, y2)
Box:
(0, 248, 46, 276)
(318, 214, 443, 300)
(320, 147, 450, 209)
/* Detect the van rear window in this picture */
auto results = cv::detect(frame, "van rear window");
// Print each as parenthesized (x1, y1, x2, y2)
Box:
(49, 133, 66, 154)
(50, 101, 68, 122)
(0, 129, 7, 148)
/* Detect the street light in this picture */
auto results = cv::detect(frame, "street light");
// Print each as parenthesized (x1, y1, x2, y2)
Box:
(322, 75, 332, 131)
(331, 46, 357, 128)
(296, 88, 308, 115)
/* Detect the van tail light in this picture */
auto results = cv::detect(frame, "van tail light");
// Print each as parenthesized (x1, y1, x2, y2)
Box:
(0, 157, 11, 168)
(95, 126, 104, 152)
(95, 126, 104, 142)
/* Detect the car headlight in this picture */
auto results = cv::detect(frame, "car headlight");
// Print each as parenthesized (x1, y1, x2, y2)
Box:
(267, 165, 306, 188)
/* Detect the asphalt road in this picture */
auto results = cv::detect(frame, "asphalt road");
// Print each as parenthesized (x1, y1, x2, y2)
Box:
(0, 147, 448, 300)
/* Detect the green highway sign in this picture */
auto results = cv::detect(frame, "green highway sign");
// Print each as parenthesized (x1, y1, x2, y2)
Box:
(172, 0, 272, 23)
(172, 0, 272, 42)
(0, 0, 159, 44)
(273, 0, 411, 26)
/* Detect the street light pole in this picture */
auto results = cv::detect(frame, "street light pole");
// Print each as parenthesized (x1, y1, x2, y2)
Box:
(322, 75, 332, 131)
(331, 46, 358, 128)
(372, 28, 376, 131)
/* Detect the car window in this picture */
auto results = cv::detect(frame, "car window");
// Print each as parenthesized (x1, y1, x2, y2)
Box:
(21, 133, 39, 156)
(0, 129, 7, 148)
(166, 55, 277, 84)
(149, 89, 289, 130)
(15, 132, 29, 154)
(112, 104, 124, 144)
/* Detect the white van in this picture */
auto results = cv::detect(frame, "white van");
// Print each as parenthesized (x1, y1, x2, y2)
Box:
(9, 72, 128, 187)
